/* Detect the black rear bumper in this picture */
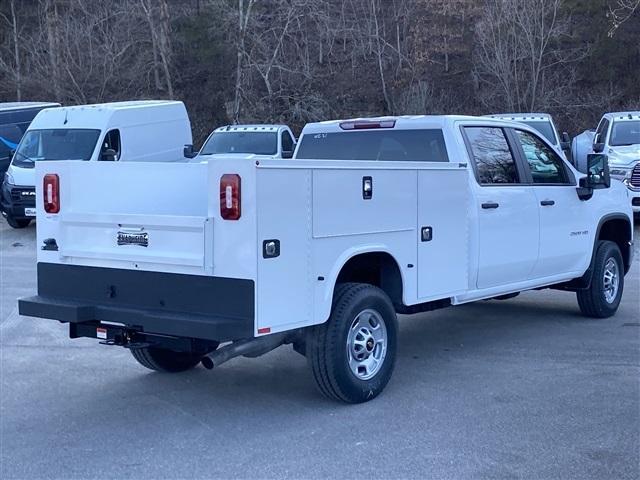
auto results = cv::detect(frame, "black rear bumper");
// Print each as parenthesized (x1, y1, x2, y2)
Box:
(19, 263, 255, 342)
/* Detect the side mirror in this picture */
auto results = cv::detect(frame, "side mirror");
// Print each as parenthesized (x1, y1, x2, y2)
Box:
(587, 153, 610, 188)
(577, 153, 610, 200)
(100, 148, 117, 161)
(593, 142, 605, 153)
(183, 144, 198, 159)
(560, 132, 571, 150)
(281, 149, 294, 159)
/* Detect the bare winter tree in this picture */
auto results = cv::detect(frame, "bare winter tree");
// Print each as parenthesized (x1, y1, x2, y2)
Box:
(231, 0, 256, 122)
(473, 0, 587, 113)
(0, 0, 22, 100)
(608, 0, 640, 36)
(140, 0, 174, 98)
(20, 0, 154, 104)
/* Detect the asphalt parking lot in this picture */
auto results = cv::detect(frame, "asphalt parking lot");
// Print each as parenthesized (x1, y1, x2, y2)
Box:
(1, 219, 639, 480)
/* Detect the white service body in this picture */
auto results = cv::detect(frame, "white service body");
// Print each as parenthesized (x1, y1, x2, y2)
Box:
(32, 116, 632, 337)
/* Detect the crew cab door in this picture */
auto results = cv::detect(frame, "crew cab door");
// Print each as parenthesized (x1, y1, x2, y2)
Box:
(463, 126, 539, 288)
(511, 128, 592, 277)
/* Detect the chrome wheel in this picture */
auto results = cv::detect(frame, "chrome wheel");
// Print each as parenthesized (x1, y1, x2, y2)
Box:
(346, 308, 388, 380)
(603, 258, 619, 304)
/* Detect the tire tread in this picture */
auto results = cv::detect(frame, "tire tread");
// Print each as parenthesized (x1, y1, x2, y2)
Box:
(307, 282, 397, 403)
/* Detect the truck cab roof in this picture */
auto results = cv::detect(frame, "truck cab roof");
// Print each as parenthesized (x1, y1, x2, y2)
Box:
(485, 113, 553, 121)
(301, 115, 494, 134)
(214, 124, 290, 133)
(601, 111, 640, 122)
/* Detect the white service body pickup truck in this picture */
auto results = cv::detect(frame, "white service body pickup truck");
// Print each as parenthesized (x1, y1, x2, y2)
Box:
(20, 116, 634, 403)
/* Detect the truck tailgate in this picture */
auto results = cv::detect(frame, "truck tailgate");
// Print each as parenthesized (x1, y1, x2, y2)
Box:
(35, 160, 257, 280)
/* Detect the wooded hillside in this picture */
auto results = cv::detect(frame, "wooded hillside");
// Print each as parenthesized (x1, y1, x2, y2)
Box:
(0, 0, 638, 144)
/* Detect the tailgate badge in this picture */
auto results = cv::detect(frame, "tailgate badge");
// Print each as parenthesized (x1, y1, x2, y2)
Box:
(117, 229, 149, 247)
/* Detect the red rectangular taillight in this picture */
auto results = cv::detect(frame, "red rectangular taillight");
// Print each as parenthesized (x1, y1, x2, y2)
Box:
(220, 174, 241, 220)
(43, 173, 60, 214)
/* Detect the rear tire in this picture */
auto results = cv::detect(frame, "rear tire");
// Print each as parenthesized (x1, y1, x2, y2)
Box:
(6, 215, 30, 229)
(577, 240, 624, 318)
(130, 345, 217, 373)
(307, 282, 398, 403)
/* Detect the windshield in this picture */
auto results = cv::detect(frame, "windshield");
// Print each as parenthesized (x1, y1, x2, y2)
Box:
(610, 120, 640, 147)
(200, 131, 278, 156)
(520, 121, 557, 145)
(12, 129, 100, 168)
(296, 129, 449, 162)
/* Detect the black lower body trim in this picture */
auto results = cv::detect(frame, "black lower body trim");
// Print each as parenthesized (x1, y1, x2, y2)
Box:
(19, 263, 255, 342)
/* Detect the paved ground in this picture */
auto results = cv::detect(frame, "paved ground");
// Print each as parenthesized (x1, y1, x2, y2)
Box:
(1, 219, 639, 480)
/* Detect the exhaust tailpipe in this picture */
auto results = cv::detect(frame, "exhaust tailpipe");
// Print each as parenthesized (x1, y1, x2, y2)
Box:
(201, 332, 289, 370)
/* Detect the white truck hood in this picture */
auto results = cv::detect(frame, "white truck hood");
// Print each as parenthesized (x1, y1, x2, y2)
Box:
(6, 164, 35, 187)
(607, 145, 640, 167)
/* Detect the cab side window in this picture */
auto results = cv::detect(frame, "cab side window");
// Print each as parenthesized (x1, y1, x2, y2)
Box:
(515, 130, 568, 184)
(100, 129, 120, 161)
(464, 127, 520, 184)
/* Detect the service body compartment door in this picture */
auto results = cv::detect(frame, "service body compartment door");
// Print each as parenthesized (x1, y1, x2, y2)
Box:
(417, 168, 469, 300)
(256, 167, 314, 334)
(312, 169, 415, 238)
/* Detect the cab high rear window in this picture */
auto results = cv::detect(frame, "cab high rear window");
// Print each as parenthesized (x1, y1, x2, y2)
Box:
(296, 129, 449, 162)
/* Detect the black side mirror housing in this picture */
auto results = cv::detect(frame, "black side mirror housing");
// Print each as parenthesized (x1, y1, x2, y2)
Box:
(100, 148, 117, 161)
(593, 142, 605, 153)
(587, 153, 610, 188)
(183, 144, 198, 159)
(281, 149, 294, 159)
(577, 153, 610, 200)
(560, 132, 571, 150)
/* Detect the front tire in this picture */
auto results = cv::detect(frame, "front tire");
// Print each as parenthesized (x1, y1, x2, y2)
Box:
(307, 283, 398, 403)
(130, 345, 217, 373)
(577, 240, 624, 318)
(6, 215, 30, 229)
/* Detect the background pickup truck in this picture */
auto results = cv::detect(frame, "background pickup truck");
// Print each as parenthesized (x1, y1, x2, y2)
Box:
(592, 112, 640, 217)
(191, 124, 296, 161)
(20, 115, 633, 403)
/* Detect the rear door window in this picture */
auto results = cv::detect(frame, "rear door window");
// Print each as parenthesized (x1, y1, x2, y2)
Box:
(295, 129, 449, 162)
(463, 127, 520, 184)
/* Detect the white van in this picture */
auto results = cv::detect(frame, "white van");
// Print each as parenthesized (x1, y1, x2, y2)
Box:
(2, 100, 192, 228)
